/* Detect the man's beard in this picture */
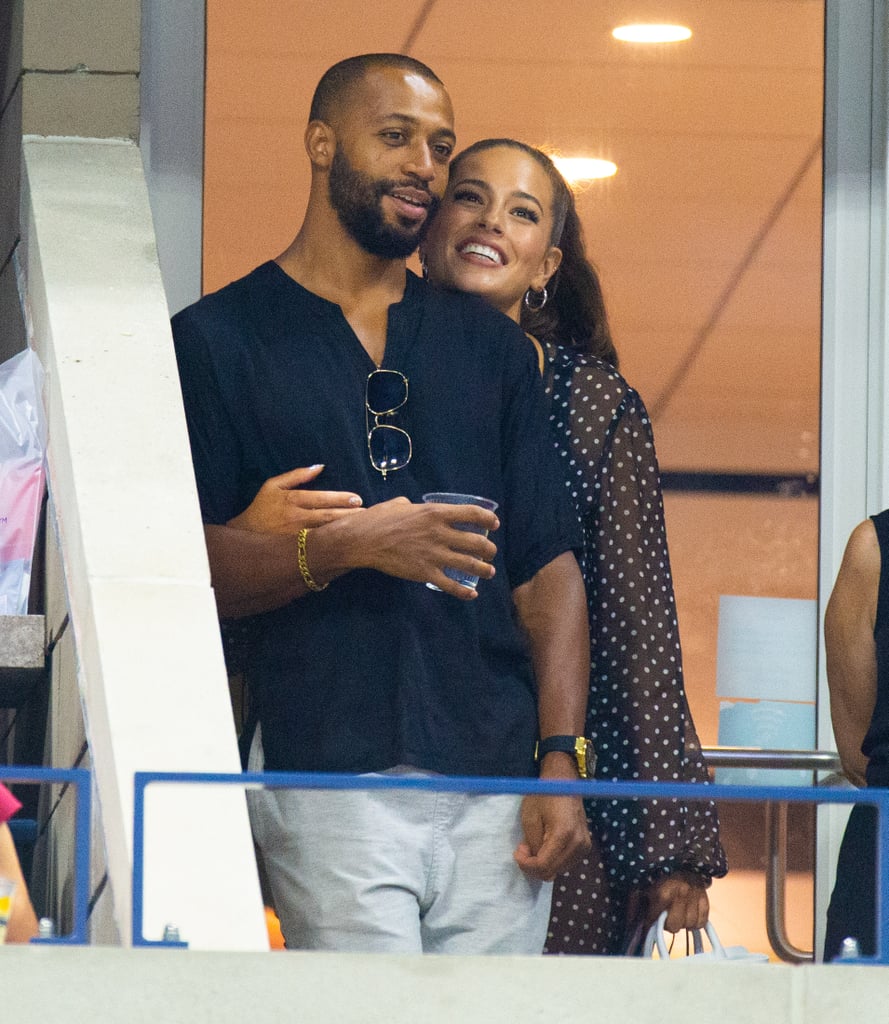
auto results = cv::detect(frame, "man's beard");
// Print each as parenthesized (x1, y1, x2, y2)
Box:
(328, 148, 438, 259)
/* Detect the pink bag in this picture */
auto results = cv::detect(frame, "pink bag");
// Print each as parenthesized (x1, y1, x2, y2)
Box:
(0, 350, 46, 615)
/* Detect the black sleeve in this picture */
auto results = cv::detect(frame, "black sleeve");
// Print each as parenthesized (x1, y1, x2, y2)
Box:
(497, 329, 581, 589)
(172, 305, 245, 526)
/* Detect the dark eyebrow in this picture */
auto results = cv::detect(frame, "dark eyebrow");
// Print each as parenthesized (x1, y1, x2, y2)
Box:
(374, 113, 456, 145)
(453, 177, 543, 211)
(512, 190, 544, 210)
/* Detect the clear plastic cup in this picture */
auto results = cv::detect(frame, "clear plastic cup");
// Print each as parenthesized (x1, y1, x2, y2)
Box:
(422, 492, 498, 591)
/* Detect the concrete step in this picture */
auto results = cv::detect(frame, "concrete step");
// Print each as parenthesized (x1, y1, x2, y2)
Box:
(0, 615, 46, 708)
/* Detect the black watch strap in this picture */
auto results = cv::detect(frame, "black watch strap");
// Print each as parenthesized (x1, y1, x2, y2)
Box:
(534, 735, 596, 779)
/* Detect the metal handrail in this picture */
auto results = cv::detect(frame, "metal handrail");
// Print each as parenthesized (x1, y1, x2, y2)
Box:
(701, 746, 845, 964)
(766, 802, 807, 963)
(701, 747, 842, 773)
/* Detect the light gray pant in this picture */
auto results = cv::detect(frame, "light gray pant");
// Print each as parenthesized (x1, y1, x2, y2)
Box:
(247, 730, 552, 954)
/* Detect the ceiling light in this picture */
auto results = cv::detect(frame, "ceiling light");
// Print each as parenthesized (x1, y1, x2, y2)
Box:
(552, 157, 617, 183)
(612, 24, 692, 43)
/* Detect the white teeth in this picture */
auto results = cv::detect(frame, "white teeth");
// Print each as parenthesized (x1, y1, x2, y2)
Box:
(392, 192, 425, 207)
(459, 243, 503, 264)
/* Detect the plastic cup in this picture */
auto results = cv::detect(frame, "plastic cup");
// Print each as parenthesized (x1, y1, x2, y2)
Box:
(422, 492, 498, 591)
(0, 876, 16, 944)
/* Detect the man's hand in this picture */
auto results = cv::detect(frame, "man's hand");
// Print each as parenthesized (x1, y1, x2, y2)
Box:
(228, 464, 363, 535)
(514, 792, 591, 881)
(515, 749, 590, 880)
(207, 495, 499, 617)
(625, 868, 710, 933)
(510, 555, 591, 879)
(322, 496, 499, 600)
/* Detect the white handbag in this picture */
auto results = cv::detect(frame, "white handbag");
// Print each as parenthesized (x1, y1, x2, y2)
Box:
(642, 910, 771, 963)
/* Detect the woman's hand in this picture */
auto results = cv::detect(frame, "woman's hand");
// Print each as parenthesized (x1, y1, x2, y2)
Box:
(227, 464, 363, 536)
(626, 868, 710, 934)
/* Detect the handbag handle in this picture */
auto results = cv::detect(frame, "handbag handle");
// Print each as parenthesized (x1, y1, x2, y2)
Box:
(643, 910, 727, 960)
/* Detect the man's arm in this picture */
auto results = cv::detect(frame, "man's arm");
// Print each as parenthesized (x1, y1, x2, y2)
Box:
(511, 550, 592, 881)
(208, 497, 500, 618)
(825, 518, 881, 787)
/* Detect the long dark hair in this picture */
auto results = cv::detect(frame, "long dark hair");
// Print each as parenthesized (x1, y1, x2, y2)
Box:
(448, 139, 618, 368)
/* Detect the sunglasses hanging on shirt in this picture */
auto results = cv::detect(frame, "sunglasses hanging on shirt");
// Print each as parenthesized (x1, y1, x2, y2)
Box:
(366, 368, 411, 478)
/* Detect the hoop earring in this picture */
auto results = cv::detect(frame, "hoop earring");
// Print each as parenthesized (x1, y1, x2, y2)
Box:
(420, 254, 429, 281)
(524, 286, 548, 311)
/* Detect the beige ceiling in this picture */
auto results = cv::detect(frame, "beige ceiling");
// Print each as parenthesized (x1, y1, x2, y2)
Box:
(204, 0, 824, 476)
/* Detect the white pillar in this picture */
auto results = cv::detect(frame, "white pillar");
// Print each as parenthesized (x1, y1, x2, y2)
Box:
(20, 136, 267, 951)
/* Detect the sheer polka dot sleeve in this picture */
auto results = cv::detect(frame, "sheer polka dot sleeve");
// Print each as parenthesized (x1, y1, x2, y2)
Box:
(545, 346, 727, 892)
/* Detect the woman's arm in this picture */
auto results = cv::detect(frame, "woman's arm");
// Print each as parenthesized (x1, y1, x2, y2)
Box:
(553, 361, 726, 927)
(227, 464, 363, 535)
(825, 519, 881, 787)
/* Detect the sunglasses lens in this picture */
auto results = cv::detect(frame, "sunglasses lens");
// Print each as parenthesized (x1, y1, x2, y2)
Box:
(369, 425, 411, 473)
(366, 370, 407, 414)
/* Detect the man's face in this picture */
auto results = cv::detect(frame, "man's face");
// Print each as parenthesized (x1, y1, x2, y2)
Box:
(327, 68, 455, 258)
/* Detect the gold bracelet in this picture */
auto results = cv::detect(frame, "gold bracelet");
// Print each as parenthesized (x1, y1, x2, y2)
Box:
(297, 527, 328, 592)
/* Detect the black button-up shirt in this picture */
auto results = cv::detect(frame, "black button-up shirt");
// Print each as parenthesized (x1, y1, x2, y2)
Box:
(173, 263, 579, 776)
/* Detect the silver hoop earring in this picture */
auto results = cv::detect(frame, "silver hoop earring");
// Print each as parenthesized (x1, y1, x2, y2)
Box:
(524, 286, 548, 311)
(420, 255, 429, 281)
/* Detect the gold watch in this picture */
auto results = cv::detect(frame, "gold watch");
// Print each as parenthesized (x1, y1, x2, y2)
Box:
(534, 735, 596, 779)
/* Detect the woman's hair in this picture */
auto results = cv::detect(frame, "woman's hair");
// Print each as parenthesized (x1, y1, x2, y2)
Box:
(448, 139, 618, 367)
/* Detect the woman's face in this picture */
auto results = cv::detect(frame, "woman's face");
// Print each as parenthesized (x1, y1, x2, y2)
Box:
(422, 146, 563, 323)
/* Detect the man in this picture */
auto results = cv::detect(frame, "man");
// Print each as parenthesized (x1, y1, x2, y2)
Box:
(173, 53, 591, 954)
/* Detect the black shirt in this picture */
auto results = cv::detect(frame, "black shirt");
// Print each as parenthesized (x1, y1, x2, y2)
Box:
(173, 262, 579, 776)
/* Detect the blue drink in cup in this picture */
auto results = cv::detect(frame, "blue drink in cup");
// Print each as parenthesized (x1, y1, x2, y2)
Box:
(422, 492, 498, 591)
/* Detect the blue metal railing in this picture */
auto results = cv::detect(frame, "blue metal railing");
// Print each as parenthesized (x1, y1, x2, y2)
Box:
(1, 765, 91, 944)
(132, 770, 889, 962)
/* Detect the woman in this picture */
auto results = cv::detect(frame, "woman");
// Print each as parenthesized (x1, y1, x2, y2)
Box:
(421, 138, 726, 954)
(0, 783, 39, 942)
(229, 139, 727, 954)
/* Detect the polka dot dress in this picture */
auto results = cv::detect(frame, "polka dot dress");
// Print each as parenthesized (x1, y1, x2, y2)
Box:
(541, 343, 727, 956)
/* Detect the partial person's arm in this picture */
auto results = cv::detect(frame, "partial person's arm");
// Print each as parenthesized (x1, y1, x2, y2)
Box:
(825, 518, 881, 788)
(0, 823, 38, 943)
(512, 551, 592, 881)
(208, 496, 500, 618)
